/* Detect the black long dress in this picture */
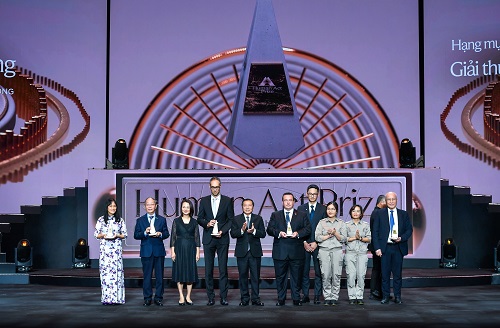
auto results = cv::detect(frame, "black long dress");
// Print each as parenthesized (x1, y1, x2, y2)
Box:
(170, 217, 200, 283)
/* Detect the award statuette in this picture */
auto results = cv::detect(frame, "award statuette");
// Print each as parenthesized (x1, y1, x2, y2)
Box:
(391, 229, 398, 240)
(149, 221, 156, 236)
(211, 221, 219, 236)
(286, 222, 293, 237)
(106, 222, 114, 239)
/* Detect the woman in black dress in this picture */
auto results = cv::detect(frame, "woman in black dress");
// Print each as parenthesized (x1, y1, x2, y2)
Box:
(171, 199, 200, 305)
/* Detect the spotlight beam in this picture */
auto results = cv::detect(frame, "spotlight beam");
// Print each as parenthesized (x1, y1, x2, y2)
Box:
(303, 93, 347, 138)
(304, 156, 381, 170)
(275, 112, 362, 168)
(160, 124, 247, 168)
(190, 86, 227, 132)
(299, 78, 328, 121)
(281, 133, 375, 168)
(210, 73, 232, 115)
(232, 64, 240, 83)
(151, 146, 237, 169)
(172, 103, 254, 167)
(293, 67, 307, 98)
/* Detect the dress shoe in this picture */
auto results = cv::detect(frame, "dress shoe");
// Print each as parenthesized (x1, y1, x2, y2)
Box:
(239, 301, 249, 306)
(313, 296, 321, 304)
(357, 299, 364, 305)
(220, 299, 229, 306)
(154, 300, 163, 306)
(276, 300, 285, 306)
(394, 296, 402, 304)
(301, 296, 310, 303)
(185, 300, 193, 306)
(381, 297, 391, 304)
(143, 299, 152, 306)
(349, 299, 356, 305)
(331, 300, 340, 305)
(369, 292, 382, 300)
(207, 299, 215, 306)
(293, 300, 302, 306)
(179, 301, 185, 306)
(251, 300, 264, 306)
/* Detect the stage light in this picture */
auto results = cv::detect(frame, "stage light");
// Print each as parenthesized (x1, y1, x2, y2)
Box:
(494, 240, 500, 273)
(112, 138, 129, 169)
(399, 138, 416, 168)
(72, 238, 89, 269)
(440, 238, 458, 268)
(15, 239, 33, 272)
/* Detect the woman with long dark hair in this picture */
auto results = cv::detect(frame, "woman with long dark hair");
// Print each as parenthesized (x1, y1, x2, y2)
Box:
(171, 199, 200, 305)
(94, 198, 127, 305)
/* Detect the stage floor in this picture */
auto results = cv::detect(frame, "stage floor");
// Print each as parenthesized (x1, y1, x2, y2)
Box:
(0, 284, 499, 328)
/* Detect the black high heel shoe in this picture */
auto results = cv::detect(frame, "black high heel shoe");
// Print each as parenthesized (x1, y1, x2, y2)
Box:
(179, 301, 185, 306)
(185, 300, 193, 305)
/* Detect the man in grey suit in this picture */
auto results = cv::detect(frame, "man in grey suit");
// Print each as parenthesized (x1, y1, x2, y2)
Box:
(372, 191, 413, 304)
(267, 192, 311, 306)
(197, 176, 234, 306)
(230, 198, 266, 306)
(297, 184, 326, 304)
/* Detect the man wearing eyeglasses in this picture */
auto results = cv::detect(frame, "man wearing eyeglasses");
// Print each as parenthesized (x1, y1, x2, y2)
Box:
(197, 176, 234, 306)
(372, 192, 413, 305)
(297, 184, 326, 305)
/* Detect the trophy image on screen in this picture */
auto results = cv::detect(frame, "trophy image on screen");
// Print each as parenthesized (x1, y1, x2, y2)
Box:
(211, 220, 219, 236)
(286, 221, 293, 237)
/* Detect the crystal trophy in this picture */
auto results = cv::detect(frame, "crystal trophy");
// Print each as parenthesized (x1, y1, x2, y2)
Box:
(286, 221, 293, 237)
(149, 221, 156, 236)
(211, 220, 219, 236)
(106, 222, 114, 238)
(391, 229, 398, 240)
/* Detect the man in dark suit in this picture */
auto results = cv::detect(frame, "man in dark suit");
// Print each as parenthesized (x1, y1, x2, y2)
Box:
(230, 198, 266, 306)
(297, 184, 326, 305)
(197, 176, 234, 306)
(133, 197, 170, 306)
(369, 194, 386, 300)
(267, 192, 311, 306)
(372, 191, 413, 304)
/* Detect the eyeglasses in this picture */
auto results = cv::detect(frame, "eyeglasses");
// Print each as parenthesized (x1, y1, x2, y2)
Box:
(210, 186, 220, 189)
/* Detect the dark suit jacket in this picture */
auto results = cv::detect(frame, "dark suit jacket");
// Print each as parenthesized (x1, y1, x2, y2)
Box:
(368, 206, 383, 253)
(266, 209, 311, 260)
(230, 213, 266, 258)
(297, 202, 326, 243)
(133, 214, 170, 257)
(196, 194, 234, 245)
(372, 208, 413, 256)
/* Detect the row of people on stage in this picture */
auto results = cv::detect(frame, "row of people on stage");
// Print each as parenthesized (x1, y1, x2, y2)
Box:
(94, 176, 413, 307)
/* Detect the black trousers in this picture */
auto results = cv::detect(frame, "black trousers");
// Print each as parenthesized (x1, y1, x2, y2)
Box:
(370, 252, 382, 295)
(203, 240, 229, 300)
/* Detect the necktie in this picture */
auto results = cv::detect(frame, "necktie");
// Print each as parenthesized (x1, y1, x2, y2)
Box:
(212, 197, 217, 217)
(246, 216, 251, 251)
(286, 211, 291, 224)
(390, 210, 395, 235)
(310, 205, 315, 222)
